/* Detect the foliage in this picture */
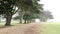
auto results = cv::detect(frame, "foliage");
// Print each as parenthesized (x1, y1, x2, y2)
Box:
(0, 0, 18, 26)
(40, 10, 54, 22)
(23, 0, 43, 20)
(0, 0, 18, 15)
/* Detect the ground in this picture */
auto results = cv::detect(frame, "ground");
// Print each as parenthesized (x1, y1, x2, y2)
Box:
(0, 23, 44, 34)
(1, 22, 60, 34)
(42, 22, 60, 34)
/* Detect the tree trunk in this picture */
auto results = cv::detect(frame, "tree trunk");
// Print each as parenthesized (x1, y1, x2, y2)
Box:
(19, 11, 23, 24)
(5, 15, 12, 26)
(24, 19, 27, 24)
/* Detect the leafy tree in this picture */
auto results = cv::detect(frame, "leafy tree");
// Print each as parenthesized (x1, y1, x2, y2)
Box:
(16, 0, 33, 23)
(0, 0, 18, 26)
(13, 0, 43, 23)
(23, 13, 30, 23)
(23, 1, 43, 23)
(16, 0, 42, 23)
(40, 10, 54, 22)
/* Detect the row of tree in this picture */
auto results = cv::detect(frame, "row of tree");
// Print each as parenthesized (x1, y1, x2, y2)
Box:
(13, 10, 54, 22)
(0, 0, 43, 26)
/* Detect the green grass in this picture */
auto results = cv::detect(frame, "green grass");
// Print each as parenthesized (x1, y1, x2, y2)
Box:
(0, 23, 8, 29)
(0, 22, 26, 29)
(0, 22, 20, 29)
(43, 23, 60, 34)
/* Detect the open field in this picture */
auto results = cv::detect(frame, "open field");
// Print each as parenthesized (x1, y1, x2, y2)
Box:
(42, 22, 60, 34)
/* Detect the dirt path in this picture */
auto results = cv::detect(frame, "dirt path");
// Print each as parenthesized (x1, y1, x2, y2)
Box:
(0, 23, 43, 34)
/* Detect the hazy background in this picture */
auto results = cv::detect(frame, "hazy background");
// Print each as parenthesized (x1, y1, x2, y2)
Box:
(39, 0, 60, 22)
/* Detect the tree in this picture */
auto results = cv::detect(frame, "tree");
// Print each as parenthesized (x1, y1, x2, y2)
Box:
(23, 1, 43, 23)
(13, 3, 43, 23)
(16, 0, 42, 23)
(13, 0, 43, 23)
(40, 10, 54, 22)
(16, 0, 34, 23)
(0, 0, 18, 26)
(23, 13, 30, 23)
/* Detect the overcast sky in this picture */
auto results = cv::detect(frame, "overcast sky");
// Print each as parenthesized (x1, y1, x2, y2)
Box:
(39, 0, 60, 22)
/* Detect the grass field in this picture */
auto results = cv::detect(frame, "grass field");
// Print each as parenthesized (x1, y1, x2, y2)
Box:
(0, 22, 20, 29)
(42, 22, 60, 34)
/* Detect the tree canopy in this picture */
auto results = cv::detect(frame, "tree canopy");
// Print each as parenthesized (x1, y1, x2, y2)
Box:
(0, 0, 44, 25)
